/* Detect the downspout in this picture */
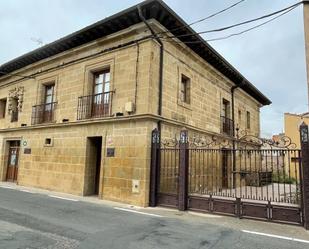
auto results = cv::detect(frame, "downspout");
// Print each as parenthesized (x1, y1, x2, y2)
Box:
(231, 81, 245, 188)
(231, 80, 246, 136)
(137, 5, 164, 132)
(138, 6, 164, 208)
(231, 85, 239, 138)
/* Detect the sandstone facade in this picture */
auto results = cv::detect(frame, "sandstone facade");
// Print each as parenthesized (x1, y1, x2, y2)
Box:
(0, 16, 267, 206)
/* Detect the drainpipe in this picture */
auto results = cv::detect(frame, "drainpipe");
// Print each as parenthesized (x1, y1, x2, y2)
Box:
(231, 85, 239, 138)
(231, 85, 238, 188)
(231, 80, 246, 136)
(137, 5, 164, 132)
(231, 81, 245, 188)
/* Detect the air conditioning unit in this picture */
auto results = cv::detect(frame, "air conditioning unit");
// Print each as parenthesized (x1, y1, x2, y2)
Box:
(125, 102, 134, 114)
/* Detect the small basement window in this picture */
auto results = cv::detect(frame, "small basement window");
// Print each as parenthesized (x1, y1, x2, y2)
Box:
(44, 138, 53, 146)
(0, 98, 7, 119)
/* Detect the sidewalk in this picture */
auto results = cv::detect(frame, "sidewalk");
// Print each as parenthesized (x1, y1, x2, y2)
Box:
(0, 181, 131, 209)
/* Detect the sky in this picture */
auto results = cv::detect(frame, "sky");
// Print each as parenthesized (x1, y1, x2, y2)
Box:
(0, 0, 307, 137)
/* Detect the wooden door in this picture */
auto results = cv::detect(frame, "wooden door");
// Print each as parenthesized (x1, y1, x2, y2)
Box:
(6, 142, 20, 182)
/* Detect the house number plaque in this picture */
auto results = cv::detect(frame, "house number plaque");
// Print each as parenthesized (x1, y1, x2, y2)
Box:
(24, 148, 31, 154)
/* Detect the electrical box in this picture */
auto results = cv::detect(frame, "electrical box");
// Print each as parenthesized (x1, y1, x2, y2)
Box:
(125, 102, 134, 113)
(132, 179, 140, 193)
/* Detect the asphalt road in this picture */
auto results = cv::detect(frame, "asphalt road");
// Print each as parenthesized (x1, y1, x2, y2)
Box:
(0, 186, 308, 249)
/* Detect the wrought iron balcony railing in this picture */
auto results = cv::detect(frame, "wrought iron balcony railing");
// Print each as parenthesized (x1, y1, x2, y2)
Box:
(77, 91, 113, 120)
(31, 102, 57, 125)
(221, 115, 234, 136)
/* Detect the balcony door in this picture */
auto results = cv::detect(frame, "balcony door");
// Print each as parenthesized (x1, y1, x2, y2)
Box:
(92, 70, 110, 117)
(222, 99, 232, 135)
(43, 84, 55, 122)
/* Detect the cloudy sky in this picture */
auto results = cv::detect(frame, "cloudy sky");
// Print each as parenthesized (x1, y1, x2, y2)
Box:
(0, 0, 307, 137)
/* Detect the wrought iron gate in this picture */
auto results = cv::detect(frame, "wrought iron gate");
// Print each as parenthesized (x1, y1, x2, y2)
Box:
(150, 128, 305, 226)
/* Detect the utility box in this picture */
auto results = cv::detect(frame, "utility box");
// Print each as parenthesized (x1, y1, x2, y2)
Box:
(125, 102, 134, 113)
(132, 179, 140, 193)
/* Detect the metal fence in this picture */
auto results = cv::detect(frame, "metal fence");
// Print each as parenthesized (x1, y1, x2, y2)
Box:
(150, 128, 306, 226)
(77, 91, 113, 120)
(188, 149, 301, 205)
(221, 115, 234, 136)
(31, 102, 57, 125)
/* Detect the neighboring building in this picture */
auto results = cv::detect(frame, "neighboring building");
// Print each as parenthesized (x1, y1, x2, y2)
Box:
(284, 113, 306, 178)
(284, 112, 309, 149)
(0, 0, 270, 206)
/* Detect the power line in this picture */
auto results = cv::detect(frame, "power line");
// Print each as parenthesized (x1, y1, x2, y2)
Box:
(158, 1, 303, 40)
(161, 4, 299, 44)
(206, 5, 298, 42)
(156, 0, 246, 36)
(0, 1, 303, 80)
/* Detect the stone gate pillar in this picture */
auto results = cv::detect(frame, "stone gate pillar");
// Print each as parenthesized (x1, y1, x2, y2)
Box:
(300, 122, 309, 229)
(149, 128, 160, 207)
(178, 129, 189, 211)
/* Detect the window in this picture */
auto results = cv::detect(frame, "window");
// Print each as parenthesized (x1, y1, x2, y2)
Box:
(44, 138, 53, 146)
(43, 83, 55, 123)
(238, 110, 242, 125)
(0, 98, 7, 119)
(92, 69, 111, 116)
(222, 99, 230, 118)
(93, 69, 110, 95)
(221, 99, 233, 135)
(10, 98, 18, 122)
(44, 84, 55, 108)
(246, 111, 251, 129)
(180, 75, 190, 104)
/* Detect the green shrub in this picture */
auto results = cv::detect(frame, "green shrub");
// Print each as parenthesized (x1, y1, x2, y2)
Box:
(272, 173, 296, 184)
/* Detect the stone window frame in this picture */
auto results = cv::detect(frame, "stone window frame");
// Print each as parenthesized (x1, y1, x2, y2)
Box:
(83, 58, 115, 96)
(180, 75, 190, 104)
(36, 75, 59, 106)
(177, 66, 193, 110)
(246, 111, 251, 130)
(222, 98, 231, 118)
(0, 98, 7, 119)
(238, 109, 242, 127)
(44, 137, 53, 147)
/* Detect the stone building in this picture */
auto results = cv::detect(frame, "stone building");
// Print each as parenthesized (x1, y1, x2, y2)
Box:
(0, 0, 270, 206)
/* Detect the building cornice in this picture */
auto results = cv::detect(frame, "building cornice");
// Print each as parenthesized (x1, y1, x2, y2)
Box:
(0, 114, 233, 140)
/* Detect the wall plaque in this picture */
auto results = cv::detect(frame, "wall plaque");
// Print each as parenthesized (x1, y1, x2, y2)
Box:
(24, 148, 31, 154)
(106, 148, 115, 157)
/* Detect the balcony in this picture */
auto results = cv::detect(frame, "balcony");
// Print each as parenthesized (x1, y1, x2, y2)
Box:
(31, 102, 57, 125)
(77, 92, 113, 120)
(221, 115, 234, 136)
